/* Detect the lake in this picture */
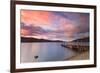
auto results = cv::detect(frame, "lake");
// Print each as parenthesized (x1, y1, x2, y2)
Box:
(21, 42, 76, 63)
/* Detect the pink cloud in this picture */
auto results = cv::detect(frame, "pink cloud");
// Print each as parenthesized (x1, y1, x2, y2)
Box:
(21, 10, 52, 27)
(21, 29, 30, 36)
(21, 10, 89, 41)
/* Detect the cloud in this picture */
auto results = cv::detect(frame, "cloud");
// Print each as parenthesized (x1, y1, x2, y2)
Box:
(21, 22, 48, 36)
(21, 10, 89, 41)
(51, 12, 89, 34)
(21, 10, 52, 27)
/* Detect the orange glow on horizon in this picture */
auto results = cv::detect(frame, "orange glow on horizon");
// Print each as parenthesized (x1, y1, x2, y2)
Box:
(21, 29, 30, 36)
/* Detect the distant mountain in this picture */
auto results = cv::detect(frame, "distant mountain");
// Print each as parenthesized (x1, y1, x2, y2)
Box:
(21, 37, 63, 42)
(72, 37, 89, 42)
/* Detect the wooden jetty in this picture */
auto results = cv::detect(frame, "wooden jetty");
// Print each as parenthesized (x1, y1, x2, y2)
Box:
(61, 42, 89, 53)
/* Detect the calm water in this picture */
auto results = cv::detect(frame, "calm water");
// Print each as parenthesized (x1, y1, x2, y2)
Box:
(21, 42, 76, 63)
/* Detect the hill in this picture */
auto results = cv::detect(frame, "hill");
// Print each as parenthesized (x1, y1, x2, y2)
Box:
(72, 37, 89, 42)
(21, 37, 63, 42)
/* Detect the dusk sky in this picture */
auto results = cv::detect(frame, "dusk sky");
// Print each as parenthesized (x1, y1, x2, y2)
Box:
(21, 10, 89, 41)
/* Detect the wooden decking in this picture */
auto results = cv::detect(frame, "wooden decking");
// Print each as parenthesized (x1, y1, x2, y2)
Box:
(62, 42, 89, 60)
(61, 42, 89, 53)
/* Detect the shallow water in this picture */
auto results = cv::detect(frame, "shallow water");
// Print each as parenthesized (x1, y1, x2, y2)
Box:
(21, 42, 76, 63)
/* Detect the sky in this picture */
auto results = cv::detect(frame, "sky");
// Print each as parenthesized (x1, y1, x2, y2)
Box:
(21, 10, 89, 41)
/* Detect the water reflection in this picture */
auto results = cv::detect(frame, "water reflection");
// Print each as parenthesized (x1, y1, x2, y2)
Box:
(21, 42, 76, 63)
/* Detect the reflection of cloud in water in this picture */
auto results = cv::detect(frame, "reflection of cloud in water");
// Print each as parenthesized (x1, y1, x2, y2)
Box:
(21, 42, 76, 63)
(21, 43, 40, 62)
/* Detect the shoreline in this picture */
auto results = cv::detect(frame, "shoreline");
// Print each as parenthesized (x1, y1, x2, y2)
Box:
(66, 51, 89, 60)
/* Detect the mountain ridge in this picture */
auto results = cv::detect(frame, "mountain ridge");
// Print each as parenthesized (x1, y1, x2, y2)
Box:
(21, 37, 89, 42)
(72, 37, 89, 42)
(21, 37, 63, 42)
